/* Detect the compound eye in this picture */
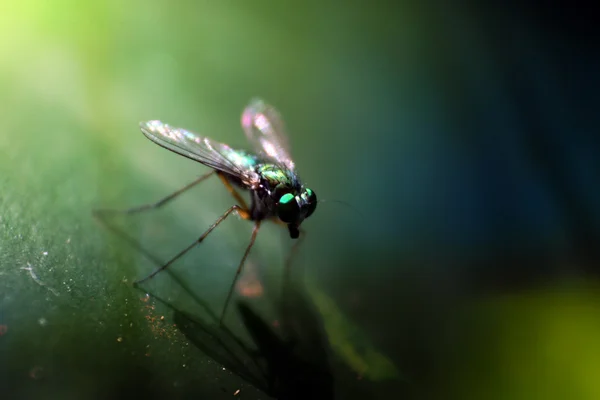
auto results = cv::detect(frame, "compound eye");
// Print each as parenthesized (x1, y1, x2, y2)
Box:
(278, 193, 300, 223)
(304, 188, 317, 217)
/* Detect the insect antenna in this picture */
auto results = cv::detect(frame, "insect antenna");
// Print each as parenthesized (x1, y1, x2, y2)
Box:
(318, 198, 365, 219)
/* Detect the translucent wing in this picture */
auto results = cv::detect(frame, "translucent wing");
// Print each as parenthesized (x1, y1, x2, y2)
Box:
(241, 98, 295, 171)
(140, 120, 260, 188)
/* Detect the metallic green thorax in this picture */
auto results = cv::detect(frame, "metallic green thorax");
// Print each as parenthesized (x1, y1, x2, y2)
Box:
(222, 148, 299, 192)
(220, 148, 314, 238)
(256, 164, 297, 188)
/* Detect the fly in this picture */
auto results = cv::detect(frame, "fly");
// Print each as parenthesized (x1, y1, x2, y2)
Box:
(95, 99, 317, 324)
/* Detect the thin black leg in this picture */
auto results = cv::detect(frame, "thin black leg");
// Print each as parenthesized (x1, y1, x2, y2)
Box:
(283, 228, 306, 283)
(134, 204, 251, 284)
(93, 171, 214, 216)
(220, 221, 261, 325)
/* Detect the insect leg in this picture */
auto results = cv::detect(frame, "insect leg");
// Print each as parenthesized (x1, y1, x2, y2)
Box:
(134, 204, 251, 284)
(220, 221, 261, 325)
(217, 172, 250, 211)
(283, 228, 306, 283)
(93, 171, 215, 217)
(268, 219, 306, 281)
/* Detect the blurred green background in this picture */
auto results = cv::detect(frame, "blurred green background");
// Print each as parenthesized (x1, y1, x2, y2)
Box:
(1, 1, 599, 399)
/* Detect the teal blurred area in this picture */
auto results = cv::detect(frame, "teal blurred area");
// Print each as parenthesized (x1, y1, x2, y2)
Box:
(1, 1, 599, 399)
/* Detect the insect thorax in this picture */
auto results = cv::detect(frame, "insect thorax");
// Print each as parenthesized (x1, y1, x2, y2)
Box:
(250, 163, 300, 220)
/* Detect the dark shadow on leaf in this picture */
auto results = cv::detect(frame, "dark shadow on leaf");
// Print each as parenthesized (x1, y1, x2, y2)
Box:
(155, 281, 335, 400)
(94, 210, 335, 399)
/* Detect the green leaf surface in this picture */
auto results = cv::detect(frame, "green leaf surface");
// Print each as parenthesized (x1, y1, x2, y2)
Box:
(0, 2, 414, 398)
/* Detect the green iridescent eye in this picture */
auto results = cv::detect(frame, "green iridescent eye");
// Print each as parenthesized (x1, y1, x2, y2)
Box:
(278, 193, 299, 223)
(280, 193, 294, 204)
(305, 188, 317, 217)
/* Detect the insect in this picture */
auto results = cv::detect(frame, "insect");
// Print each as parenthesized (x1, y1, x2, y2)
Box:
(96, 98, 317, 324)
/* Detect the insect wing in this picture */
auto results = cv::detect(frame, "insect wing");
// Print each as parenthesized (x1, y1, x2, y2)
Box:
(140, 120, 260, 187)
(241, 98, 295, 171)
